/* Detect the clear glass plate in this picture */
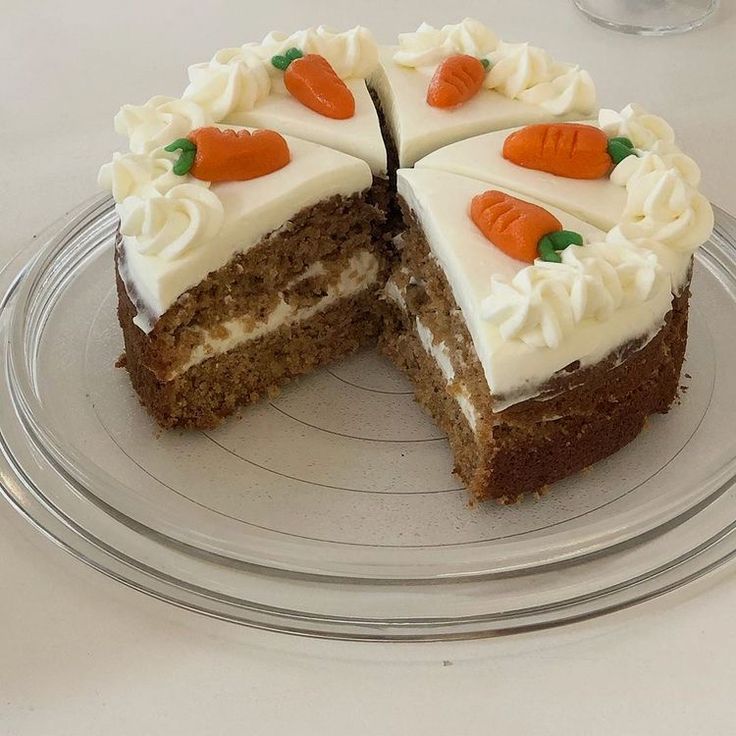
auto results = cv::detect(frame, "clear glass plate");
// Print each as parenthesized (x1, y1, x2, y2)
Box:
(1, 194, 736, 640)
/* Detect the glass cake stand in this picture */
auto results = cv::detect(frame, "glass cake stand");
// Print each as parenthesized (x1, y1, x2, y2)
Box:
(1, 193, 736, 640)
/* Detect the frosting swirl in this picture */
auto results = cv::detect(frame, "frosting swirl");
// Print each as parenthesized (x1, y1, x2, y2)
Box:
(184, 46, 272, 121)
(613, 167, 713, 253)
(394, 18, 498, 68)
(611, 146, 701, 189)
(98, 148, 194, 203)
(598, 104, 675, 150)
(257, 25, 379, 79)
(115, 95, 212, 154)
(486, 42, 596, 115)
(515, 66, 596, 116)
(481, 240, 663, 349)
(119, 184, 224, 261)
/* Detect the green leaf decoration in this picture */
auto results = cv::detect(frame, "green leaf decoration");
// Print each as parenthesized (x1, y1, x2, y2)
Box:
(172, 149, 196, 176)
(164, 138, 197, 176)
(609, 136, 634, 148)
(164, 138, 195, 153)
(608, 136, 636, 165)
(547, 230, 584, 250)
(538, 229, 584, 262)
(538, 236, 562, 263)
(272, 47, 303, 70)
(480, 58, 491, 70)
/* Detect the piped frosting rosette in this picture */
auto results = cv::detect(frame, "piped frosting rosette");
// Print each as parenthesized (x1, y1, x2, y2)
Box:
(481, 238, 667, 350)
(114, 96, 213, 154)
(99, 147, 224, 260)
(118, 185, 224, 261)
(394, 19, 596, 116)
(481, 104, 714, 351)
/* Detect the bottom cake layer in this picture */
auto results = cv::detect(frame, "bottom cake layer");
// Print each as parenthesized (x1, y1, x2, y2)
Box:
(119, 286, 383, 429)
(380, 282, 690, 502)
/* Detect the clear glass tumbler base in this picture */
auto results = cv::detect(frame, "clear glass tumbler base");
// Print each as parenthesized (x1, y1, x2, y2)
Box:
(572, 0, 719, 35)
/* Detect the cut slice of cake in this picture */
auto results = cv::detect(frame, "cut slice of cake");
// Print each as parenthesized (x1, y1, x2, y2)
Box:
(381, 166, 700, 501)
(101, 127, 385, 429)
(370, 18, 597, 168)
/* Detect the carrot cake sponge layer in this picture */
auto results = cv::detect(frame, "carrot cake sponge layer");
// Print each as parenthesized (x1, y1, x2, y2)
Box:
(380, 140, 709, 498)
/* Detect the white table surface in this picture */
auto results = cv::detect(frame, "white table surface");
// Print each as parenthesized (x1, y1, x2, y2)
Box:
(2, 2, 736, 733)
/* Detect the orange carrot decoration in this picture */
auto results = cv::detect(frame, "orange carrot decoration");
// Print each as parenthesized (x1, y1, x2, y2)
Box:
(165, 127, 290, 182)
(470, 190, 585, 264)
(271, 48, 355, 119)
(503, 123, 636, 180)
(427, 54, 489, 109)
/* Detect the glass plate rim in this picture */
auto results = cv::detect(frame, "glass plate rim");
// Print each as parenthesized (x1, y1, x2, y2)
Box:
(1, 194, 736, 640)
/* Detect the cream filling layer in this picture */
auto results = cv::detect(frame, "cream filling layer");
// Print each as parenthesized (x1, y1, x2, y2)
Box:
(168, 251, 380, 380)
(385, 278, 478, 432)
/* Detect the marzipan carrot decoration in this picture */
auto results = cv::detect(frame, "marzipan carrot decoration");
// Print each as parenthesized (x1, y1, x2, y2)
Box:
(427, 54, 490, 109)
(503, 123, 636, 179)
(165, 127, 290, 182)
(470, 190, 582, 263)
(271, 47, 355, 119)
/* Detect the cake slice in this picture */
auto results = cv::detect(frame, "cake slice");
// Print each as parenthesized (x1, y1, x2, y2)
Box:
(114, 26, 390, 216)
(370, 18, 597, 168)
(101, 127, 385, 428)
(381, 167, 695, 501)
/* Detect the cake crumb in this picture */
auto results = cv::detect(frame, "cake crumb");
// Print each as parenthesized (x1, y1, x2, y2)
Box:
(115, 353, 127, 368)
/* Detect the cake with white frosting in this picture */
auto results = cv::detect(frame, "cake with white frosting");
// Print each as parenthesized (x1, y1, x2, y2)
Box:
(101, 19, 713, 502)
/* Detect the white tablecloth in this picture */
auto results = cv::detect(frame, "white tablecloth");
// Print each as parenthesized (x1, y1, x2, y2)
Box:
(2, 2, 735, 733)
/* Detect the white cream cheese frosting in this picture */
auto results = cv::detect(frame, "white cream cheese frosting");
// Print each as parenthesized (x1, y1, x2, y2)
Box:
(114, 96, 214, 154)
(416, 120, 626, 230)
(101, 129, 373, 331)
(371, 19, 596, 166)
(397, 168, 678, 403)
(415, 105, 713, 261)
(230, 79, 385, 174)
(178, 26, 386, 174)
(393, 19, 499, 67)
(113, 27, 386, 175)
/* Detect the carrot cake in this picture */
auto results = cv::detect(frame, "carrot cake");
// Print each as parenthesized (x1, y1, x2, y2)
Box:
(100, 20, 714, 502)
